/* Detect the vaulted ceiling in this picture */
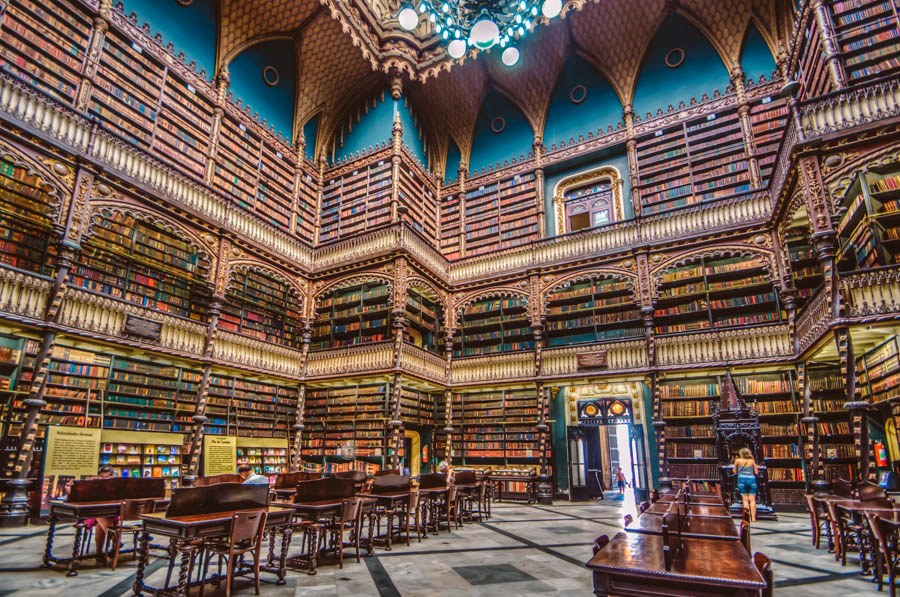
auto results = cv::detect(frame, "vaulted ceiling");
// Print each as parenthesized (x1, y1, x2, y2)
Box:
(156, 0, 793, 164)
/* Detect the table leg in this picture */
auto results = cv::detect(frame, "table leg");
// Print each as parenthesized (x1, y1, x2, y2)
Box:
(266, 528, 277, 568)
(385, 510, 393, 551)
(276, 527, 292, 584)
(66, 523, 84, 577)
(133, 530, 150, 597)
(366, 509, 376, 555)
(176, 544, 193, 597)
(306, 525, 319, 575)
(42, 514, 57, 567)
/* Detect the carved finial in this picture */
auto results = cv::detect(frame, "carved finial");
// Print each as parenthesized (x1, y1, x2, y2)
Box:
(391, 70, 403, 100)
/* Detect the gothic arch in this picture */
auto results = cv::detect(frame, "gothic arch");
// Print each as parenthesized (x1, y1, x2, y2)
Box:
(550, 164, 626, 233)
(84, 204, 214, 281)
(651, 246, 777, 300)
(453, 287, 530, 320)
(225, 261, 305, 305)
(313, 272, 393, 308)
(0, 143, 68, 225)
(543, 269, 639, 305)
(408, 276, 448, 314)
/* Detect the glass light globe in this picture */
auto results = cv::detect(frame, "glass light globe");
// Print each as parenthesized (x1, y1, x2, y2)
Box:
(470, 18, 500, 49)
(541, 0, 562, 18)
(448, 39, 467, 59)
(398, 6, 419, 30)
(502, 46, 520, 66)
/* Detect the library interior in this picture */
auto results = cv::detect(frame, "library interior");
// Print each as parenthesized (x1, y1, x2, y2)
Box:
(0, 0, 899, 595)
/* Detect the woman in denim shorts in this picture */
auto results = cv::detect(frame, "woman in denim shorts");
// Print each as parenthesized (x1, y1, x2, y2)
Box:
(732, 447, 759, 522)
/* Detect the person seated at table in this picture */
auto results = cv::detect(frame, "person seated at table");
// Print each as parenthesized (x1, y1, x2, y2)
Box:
(238, 464, 269, 485)
(85, 466, 116, 563)
(733, 448, 759, 522)
(438, 460, 454, 483)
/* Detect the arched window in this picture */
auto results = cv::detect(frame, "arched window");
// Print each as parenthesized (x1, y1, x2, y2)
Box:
(564, 182, 614, 231)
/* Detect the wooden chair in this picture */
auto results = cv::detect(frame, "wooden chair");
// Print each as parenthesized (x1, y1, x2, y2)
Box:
(402, 491, 422, 545)
(203, 510, 268, 597)
(875, 516, 900, 597)
(811, 496, 835, 550)
(467, 481, 490, 521)
(623, 514, 633, 527)
(443, 485, 462, 531)
(592, 534, 609, 556)
(835, 504, 867, 567)
(106, 498, 156, 571)
(740, 520, 751, 554)
(754, 552, 773, 597)
(375, 469, 400, 476)
(638, 501, 650, 515)
(804, 493, 829, 549)
(832, 477, 855, 498)
(651, 489, 660, 503)
(321, 498, 362, 568)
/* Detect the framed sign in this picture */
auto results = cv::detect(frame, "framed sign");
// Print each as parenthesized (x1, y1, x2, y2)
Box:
(125, 315, 162, 341)
(576, 351, 608, 370)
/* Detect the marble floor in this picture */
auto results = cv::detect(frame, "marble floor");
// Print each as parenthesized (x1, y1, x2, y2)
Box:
(0, 493, 884, 596)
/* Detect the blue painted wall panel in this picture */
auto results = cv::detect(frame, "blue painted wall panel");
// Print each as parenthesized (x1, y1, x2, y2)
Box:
(123, 0, 216, 79)
(228, 39, 296, 142)
(469, 90, 533, 176)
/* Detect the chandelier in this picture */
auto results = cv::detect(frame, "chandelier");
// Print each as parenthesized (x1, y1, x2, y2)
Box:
(397, 0, 563, 66)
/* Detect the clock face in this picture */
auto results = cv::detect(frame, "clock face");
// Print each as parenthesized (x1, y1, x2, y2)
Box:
(609, 401, 626, 416)
(583, 403, 599, 417)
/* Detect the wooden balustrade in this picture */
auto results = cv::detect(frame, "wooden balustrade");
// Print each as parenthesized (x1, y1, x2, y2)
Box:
(656, 324, 792, 367)
(799, 77, 900, 140)
(795, 286, 831, 354)
(305, 341, 395, 377)
(399, 342, 448, 381)
(211, 330, 304, 376)
(58, 287, 207, 354)
(841, 266, 900, 318)
(540, 341, 648, 377)
(450, 351, 535, 384)
(0, 269, 50, 320)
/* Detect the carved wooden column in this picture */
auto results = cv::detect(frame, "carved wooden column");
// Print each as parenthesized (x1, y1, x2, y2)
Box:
(457, 164, 467, 257)
(800, 155, 840, 319)
(434, 169, 443, 242)
(443, 330, 454, 462)
(390, 112, 403, 224)
(289, 133, 306, 237)
(75, 15, 107, 112)
(799, 363, 826, 494)
(291, 322, 312, 471)
(533, 136, 546, 238)
(205, 69, 229, 185)
(650, 373, 671, 491)
(636, 253, 655, 368)
(837, 327, 869, 481)
(185, 297, 223, 482)
(811, 0, 849, 89)
(388, 256, 409, 470)
(731, 67, 763, 189)
(314, 155, 326, 244)
(623, 105, 641, 217)
(536, 382, 553, 504)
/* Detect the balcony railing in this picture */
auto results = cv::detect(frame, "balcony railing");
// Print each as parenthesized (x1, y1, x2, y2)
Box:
(841, 266, 900, 318)
(400, 343, 448, 381)
(540, 341, 648, 377)
(655, 324, 792, 367)
(305, 341, 395, 377)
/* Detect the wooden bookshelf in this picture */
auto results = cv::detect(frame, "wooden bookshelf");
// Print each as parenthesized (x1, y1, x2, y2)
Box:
(398, 387, 437, 425)
(236, 445, 288, 481)
(450, 390, 548, 466)
(836, 166, 900, 270)
(312, 282, 391, 350)
(454, 296, 533, 357)
(320, 159, 392, 244)
(92, 28, 165, 149)
(0, 0, 92, 104)
(636, 109, 751, 214)
(749, 95, 789, 185)
(295, 162, 318, 244)
(784, 212, 824, 310)
(397, 161, 438, 243)
(440, 192, 461, 259)
(153, 71, 213, 181)
(72, 209, 212, 320)
(406, 287, 442, 353)
(0, 158, 58, 276)
(654, 254, 783, 335)
(302, 385, 388, 461)
(106, 357, 191, 433)
(831, 0, 900, 82)
(464, 172, 538, 257)
(256, 140, 295, 232)
(100, 440, 184, 489)
(213, 114, 261, 210)
(797, 8, 833, 99)
(857, 336, 900, 404)
(804, 365, 857, 481)
(219, 267, 303, 348)
(230, 379, 294, 438)
(545, 276, 643, 347)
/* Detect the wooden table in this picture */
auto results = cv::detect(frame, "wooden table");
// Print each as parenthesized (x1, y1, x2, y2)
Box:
(655, 495, 723, 505)
(626, 513, 739, 541)
(43, 498, 169, 577)
(645, 502, 731, 518)
(587, 531, 766, 596)
(418, 487, 449, 534)
(369, 490, 414, 548)
(134, 506, 294, 597)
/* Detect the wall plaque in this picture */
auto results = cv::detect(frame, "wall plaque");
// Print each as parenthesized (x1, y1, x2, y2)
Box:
(577, 351, 608, 369)
(125, 315, 162, 341)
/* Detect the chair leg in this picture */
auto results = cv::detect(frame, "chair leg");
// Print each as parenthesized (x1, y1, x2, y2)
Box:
(111, 531, 122, 571)
(225, 553, 234, 597)
(254, 545, 261, 596)
(338, 529, 344, 569)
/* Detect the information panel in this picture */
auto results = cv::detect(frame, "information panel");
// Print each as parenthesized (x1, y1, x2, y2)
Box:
(203, 435, 237, 476)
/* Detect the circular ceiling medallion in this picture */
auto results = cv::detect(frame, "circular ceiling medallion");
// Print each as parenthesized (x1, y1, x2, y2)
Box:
(262, 66, 279, 87)
(570, 85, 587, 104)
(665, 48, 685, 69)
(175, 0, 193, 5)
(491, 116, 506, 134)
